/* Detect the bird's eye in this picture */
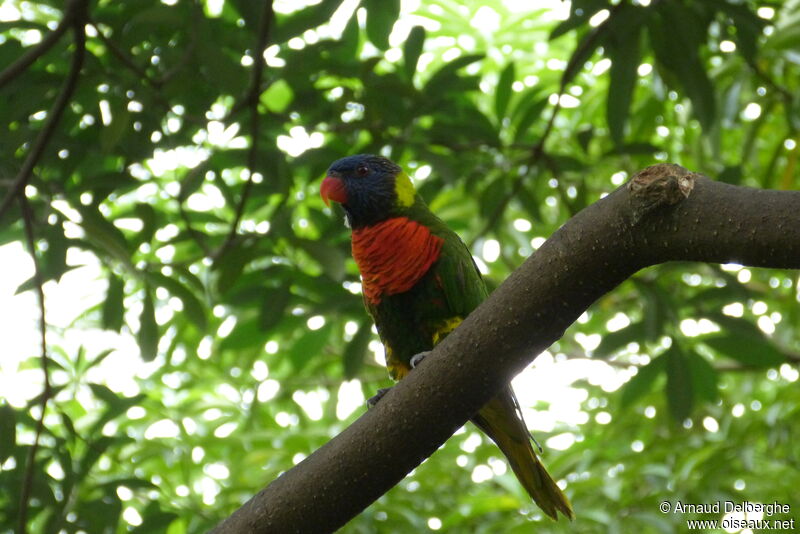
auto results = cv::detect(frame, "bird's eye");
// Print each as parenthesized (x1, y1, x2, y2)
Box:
(356, 164, 369, 176)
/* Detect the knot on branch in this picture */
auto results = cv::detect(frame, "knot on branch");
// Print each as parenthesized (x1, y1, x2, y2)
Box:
(627, 163, 695, 224)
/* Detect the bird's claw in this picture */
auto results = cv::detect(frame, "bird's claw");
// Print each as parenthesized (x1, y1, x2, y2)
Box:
(367, 387, 392, 408)
(410, 351, 431, 368)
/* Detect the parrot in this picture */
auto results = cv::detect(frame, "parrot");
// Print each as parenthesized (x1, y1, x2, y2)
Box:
(320, 154, 574, 521)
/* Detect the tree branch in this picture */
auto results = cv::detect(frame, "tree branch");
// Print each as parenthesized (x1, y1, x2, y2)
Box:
(16, 194, 52, 534)
(0, 0, 78, 89)
(211, 164, 800, 533)
(213, 0, 274, 261)
(0, 0, 88, 221)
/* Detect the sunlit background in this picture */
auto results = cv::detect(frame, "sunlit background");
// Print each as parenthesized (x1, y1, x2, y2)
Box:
(2, 0, 799, 532)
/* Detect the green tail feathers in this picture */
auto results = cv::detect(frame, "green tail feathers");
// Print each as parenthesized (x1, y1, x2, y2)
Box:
(471, 388, 574, 521)
(502, 436, 575, 520)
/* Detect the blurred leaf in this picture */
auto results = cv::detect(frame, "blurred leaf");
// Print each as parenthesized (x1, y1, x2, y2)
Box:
(713, 0, 765, 62)
(606, 26, 641, 144)
(665, 346, 693, 421)
(403, 25, 426, 81)
(549, 0, 609, 40)
(620, 353, 666, 407)
(595, 321, 646, 358)
(494, 62, 516, 119)
(261, 79, 294, 113)
(701, 332, 786, 368)
(274, 0, 345, 43)
(479, 176, 509, 221)
(135, 202, 158, 245)
(75, 496, 122, 533)
(687, 351, 718, 403)
(131, 507, 179, 534)
(178, 166, 206, 203)
(576, 126, 594, 153)
(343, 320, 373, 378)
(295, 238, 346, 281)
(649, 2, 716, 129)
(423, 54, 484, 97)
(718, 165, 743, 185)
(603, 142, 660, 156)
(146, 271, 208, 331)
(364, 0, 400, 50)
(89, 383, 124, 407)
(138, 289, 159, 361)
(219, 317, 267, 353)
(0, 404, 15, 463)
(289, 323, 333, 371)
(512, 95, 548, 143)
(78, 205, 133, 267)
(259, 287, 291, 331)
(101, 108, 131, 153)
(102, 272, 125, 332)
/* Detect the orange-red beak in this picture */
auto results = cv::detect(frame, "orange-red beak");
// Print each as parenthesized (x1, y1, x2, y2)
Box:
(320, 175, 347, 206)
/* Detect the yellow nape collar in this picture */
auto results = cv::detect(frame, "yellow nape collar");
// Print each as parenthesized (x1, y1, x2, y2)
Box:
(394, 171, 416, 207)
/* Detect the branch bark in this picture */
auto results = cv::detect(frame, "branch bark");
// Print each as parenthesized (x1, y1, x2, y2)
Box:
(212, 164, 800, 533)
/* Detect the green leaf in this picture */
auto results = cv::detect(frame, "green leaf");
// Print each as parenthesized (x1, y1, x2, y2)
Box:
(701, 332, 785, 368)
(274, 0, 345, 42)
(479, 176, 509, 221)
(131, 509, 179, 534)
(295, 238, 346, 281)
(603, 142, 660, 156)
(0, 403, 15, 463)
(562, 24, 604, 87)
(219, 317, 267, 353)
(718, 165, 743, 185)
(763, 13, 800, 52)
(606, 27, 641, 144)
(620, 354, 666, 407)
(423, 54, 484, 97)
(78, 205, 133, 267)
(89, 383, 124, 407)
(494, 62, 515, 120)
(75, 496, 122, 533)
(576, 126, 594, 153)
(665, 346, 693, 421)
(102, 273, 125, 332)
(343, 321, 373, 378)
(135, 203, 158, 245)
(403, 25, 426, 81)
(648, 2, 716, 129)
(549, 0, 609, 40)
(364, 0, 400, 50)
(138, 289, 159, 361)
(78, 436, 122, 478)
(101, 108, 131, 153)
(512, 95, 548, 144)
(686, 351, 718, 403)
(259, 287, 291, 332)
(713, 0, 765, 62)
(178, 166, 206, 203)
(594, 321, 646, 358)
(261, 79, 294, 113)
(289, 324, 333, 371)
(146, 272, 207, 331)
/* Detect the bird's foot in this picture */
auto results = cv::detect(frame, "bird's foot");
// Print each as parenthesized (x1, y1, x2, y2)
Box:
(367, 387, 392, 408)
(410, 351, 432, 368)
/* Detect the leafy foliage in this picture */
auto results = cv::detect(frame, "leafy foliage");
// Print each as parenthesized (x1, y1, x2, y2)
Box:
(1, 0, 799, 532)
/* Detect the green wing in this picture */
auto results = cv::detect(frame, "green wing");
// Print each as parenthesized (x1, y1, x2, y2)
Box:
(428, 216, 488, 318)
